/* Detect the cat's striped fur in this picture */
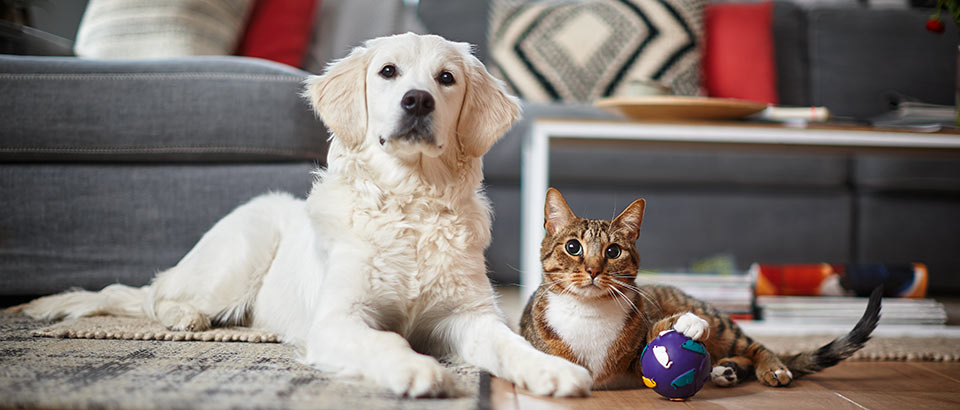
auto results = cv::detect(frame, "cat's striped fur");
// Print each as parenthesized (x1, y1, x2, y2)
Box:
(520, 188, 882, 389)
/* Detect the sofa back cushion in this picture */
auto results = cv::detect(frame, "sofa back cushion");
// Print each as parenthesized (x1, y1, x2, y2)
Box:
(807, 7, 957, 119)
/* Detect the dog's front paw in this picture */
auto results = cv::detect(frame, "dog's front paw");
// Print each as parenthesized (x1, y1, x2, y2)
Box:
(378, 355, 455, 398)
(673, 312, 710, 341)
(511, 354, 592, 397)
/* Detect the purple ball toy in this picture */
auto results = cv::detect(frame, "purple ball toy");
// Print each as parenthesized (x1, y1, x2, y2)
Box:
(640, 330, 712, 400)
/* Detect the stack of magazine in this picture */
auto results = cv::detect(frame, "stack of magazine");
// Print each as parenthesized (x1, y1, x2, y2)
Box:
(634, 272, 755, 320)
(757, 296, 947, 326)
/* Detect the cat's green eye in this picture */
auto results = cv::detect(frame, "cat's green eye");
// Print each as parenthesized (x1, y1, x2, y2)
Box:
(605, 244, 622, 259)
(565, 240, 582, 256)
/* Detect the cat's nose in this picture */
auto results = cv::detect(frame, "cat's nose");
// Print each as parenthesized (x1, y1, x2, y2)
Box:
(586, 266, 602, 278)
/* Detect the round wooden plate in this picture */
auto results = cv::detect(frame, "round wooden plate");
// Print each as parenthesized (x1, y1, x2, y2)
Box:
(595, 96, 768, 120)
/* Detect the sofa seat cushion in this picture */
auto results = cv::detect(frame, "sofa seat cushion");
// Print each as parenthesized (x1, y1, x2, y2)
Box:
(0, 163, 315, 296)
(854, 155, 960, 193)
(0, 55, 327, 162)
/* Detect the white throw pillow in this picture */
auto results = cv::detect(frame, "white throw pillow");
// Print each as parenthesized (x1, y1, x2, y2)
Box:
(74, 0, 255, 59)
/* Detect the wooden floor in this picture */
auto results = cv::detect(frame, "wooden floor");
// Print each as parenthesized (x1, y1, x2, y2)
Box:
(490, 362, 960, 409)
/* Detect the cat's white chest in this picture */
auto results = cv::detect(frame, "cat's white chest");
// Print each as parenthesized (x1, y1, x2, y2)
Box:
(544, 292, 630, 377)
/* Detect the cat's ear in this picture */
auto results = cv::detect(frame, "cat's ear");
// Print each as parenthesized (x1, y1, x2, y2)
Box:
(544, 188, 576, 236)
(612, 198, 646, 242)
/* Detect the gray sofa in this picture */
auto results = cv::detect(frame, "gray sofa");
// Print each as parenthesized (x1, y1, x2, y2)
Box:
(3, 1, 960, 302)
(0, 55, 326, 296)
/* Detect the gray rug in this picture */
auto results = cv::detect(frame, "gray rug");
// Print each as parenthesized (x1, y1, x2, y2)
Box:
(0, 313, 486, 410)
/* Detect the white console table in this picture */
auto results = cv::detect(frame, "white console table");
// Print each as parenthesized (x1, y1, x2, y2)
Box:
(519, 119, 960, 300)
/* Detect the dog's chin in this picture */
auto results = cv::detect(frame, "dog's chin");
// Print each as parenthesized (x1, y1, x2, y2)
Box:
(381, 126, 443, 158)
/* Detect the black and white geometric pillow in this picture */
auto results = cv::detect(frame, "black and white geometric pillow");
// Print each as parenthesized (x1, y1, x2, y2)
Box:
(489, 0, 704, 102)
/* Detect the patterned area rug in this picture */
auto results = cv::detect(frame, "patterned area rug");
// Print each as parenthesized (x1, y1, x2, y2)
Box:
(32, 315, 281, 343)
(0, 313, 485, 410)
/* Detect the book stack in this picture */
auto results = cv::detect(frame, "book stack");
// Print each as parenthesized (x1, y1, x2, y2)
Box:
(634, 272, 755, 320)
(757, 296, 947, 326)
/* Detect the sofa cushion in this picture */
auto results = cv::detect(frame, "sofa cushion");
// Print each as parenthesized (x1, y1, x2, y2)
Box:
(854, 154, 960, 193)
(488, 0, 705, 102)
(418, 0, 492, 63)
(0, 163, 315, 296)
(771, 0, 808, 107)
(858, 193, 960, 294)
(807, 7, 957, 119)
(0, 55, 328, 162)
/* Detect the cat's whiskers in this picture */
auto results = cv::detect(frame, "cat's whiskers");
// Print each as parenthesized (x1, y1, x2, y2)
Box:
(607, 277, 643, 294)
(607, 284, 642, 317)
(634, 288, 662, 315)
(606, 277, 661, 314)
(606, 288, 628, 312)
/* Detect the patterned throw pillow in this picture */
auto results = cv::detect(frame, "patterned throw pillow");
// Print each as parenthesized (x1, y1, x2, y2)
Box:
(74, 0, 255, 59)
(489, 0, 705, 103)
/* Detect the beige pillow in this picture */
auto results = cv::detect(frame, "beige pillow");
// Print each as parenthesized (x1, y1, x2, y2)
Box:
(74, 0, 255, 59)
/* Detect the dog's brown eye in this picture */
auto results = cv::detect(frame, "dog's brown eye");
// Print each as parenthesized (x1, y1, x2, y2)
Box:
(437, 71, 455, 86)
(380, 64, 397, 79)
(565, 240, 582, 256)
(605, 244, 621, 259)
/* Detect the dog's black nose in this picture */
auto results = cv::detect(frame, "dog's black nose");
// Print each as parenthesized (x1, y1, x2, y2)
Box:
(401, 90, 435, 117)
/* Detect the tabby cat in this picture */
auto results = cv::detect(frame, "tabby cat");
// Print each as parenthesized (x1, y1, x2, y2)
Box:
(520, 188, 882, 389)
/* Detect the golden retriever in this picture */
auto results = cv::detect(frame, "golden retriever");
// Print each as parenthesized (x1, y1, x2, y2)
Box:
(20, 33, 592, 398)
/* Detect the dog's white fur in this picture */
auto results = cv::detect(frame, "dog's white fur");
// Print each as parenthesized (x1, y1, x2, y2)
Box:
(19, 33, 592, 398)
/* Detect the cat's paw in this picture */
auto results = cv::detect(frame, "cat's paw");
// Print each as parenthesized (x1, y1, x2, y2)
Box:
(378, 355, 456, 398)
(711, 365, 739, 387)
(757, 364, 793, 387)
(510, 353, 592, 397)
(672, 312, 710, 341)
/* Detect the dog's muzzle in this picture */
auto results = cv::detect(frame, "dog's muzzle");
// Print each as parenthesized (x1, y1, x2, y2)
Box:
(385, 89, 436, 146)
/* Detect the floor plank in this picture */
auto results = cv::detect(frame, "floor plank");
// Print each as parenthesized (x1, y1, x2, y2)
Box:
(909, 361, 960, 384)
(490, 376, 520, 410)
(806, 362, 960, 409)
(492, 362, 960, 410)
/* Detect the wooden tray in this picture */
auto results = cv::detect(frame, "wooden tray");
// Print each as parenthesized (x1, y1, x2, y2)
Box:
(595, 96, 768, 120)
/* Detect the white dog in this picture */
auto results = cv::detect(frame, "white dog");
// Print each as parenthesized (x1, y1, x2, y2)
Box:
(19, 33, 592, 398)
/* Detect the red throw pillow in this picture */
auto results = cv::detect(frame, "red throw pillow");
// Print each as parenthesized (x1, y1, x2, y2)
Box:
(703, 1, 777, 104)
(235, 0, 319, 68)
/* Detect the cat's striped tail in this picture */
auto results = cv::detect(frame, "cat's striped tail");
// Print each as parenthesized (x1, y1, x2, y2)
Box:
(779, 286, 882, 377)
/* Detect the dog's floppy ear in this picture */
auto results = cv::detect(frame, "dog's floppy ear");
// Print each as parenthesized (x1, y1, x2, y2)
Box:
(303, 45, 370, 147)
(456, 48, 521, 158)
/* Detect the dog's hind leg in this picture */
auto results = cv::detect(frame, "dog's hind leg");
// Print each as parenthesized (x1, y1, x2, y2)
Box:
(145, 192, 303, 330)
